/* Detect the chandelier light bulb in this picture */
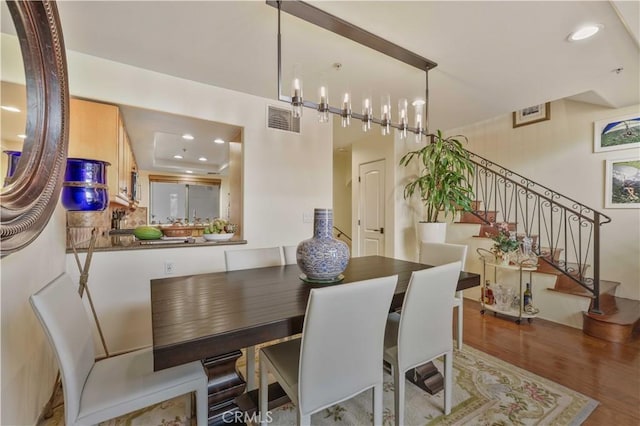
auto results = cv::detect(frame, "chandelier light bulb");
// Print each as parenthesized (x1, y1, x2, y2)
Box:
(362, 96, 372, 132)
(413, 99, 425, 143)
(291, 65, 303, 119)
(317, 85, 329, 123)
(398, 98, 408, 140)
(381, 95, 391, 136)
(341, 92, 351, 128)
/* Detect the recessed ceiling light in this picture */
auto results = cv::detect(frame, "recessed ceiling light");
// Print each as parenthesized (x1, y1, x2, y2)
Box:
(173, 154, 183, 159)
(198, 157, 207, 162)
(182, 134, 194, 140)
(1, 105, 21, 112)
(214, 138, 225, 144)
(568, 24, 602, 42)
(17, 134, 26, 139)
(185, 170, 193, 174)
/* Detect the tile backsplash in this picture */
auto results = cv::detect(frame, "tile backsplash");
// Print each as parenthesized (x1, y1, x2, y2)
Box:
(66, 206, 147, 249)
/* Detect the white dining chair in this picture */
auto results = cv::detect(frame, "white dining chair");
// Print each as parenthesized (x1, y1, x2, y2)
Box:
(224, 246, 283, 271)
(420, 241, 468, 350)
(224, 246, 284, 390)
(384, 262, 461, 425)
(283, 245, 298, 265)
(30, 273, 208, 426)
(259, 275, 398, 426)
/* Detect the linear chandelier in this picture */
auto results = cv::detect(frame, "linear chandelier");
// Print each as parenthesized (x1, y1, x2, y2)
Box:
(268, 0, 438, 141)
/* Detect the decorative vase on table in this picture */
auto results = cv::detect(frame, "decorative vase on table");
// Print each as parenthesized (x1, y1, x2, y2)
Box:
(297, 208, 350, 282)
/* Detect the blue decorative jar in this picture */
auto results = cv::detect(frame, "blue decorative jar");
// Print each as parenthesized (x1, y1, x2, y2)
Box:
(61, 158, 110, 211)
(3, 150, 21, 185)
(297, 208, 350, 281)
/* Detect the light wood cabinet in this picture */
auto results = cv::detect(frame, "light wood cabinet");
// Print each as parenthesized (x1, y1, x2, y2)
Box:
(68, 98, 137, 206)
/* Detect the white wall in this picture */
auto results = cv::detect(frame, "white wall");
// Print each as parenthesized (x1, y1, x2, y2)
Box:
(1, 206, 67, 426)
(1, 34, 332, 424)
(449, 99, 640, 300)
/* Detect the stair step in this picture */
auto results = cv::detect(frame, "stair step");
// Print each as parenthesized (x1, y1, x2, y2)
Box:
(539, 247, 563, 262)
(536, 259, 589, 280)
(455, 200, 482, 211)
(478, 222, 516, 237)
(459, 210, 497, 224)
(582, 297, 640, 343)
(547, 279, 620, 298)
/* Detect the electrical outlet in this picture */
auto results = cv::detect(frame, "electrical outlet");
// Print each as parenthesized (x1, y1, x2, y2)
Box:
(164, 261, 175, 275)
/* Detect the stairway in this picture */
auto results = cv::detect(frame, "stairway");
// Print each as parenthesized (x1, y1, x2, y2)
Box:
(454, 202, 640, 343)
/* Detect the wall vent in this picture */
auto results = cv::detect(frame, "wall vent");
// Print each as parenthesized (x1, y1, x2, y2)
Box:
(267, 105, 300, 133)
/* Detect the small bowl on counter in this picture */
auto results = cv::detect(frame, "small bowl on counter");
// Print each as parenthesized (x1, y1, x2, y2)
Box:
(203, 233, 234, 242)
(161, 226, 193, 238)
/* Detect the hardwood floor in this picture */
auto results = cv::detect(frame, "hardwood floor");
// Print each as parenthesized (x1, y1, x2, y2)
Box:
(461, 298, 640, 426)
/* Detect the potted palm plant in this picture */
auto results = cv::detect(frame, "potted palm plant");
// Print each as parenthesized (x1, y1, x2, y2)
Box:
(400, 130, 475, 242)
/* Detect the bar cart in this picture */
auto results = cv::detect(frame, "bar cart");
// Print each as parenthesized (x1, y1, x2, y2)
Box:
(477, 248, 539, 324)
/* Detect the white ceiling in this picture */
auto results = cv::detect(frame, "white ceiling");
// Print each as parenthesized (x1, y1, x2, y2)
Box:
(2, 1, 639, 163)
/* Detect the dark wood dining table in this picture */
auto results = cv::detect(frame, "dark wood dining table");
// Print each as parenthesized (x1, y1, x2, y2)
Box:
(151, 255, 480, 424)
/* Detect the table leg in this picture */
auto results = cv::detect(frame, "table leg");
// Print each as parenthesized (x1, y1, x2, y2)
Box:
(202, 351, 246, 425)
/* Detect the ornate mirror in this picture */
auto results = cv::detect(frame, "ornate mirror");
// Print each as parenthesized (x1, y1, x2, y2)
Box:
(0, 0, 69, 256)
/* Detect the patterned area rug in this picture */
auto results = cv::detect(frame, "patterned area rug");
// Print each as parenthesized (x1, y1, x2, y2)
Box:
(40, 345, 597, 426)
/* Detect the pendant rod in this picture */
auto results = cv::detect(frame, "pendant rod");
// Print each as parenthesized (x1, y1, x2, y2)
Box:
(273, 0, 436, 138)
(267, 0, 437, 71)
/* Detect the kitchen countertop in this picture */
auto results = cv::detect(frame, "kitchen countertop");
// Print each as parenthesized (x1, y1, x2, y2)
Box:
(65, 234, 247, 253)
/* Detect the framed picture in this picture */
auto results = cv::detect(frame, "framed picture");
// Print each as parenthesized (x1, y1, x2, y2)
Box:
(605, 157, 640, 208)
(594, 113, 640, 153)
(512, 102, 551, 128)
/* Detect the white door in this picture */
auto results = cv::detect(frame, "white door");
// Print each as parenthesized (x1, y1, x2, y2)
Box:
(359, 160, 385, 256)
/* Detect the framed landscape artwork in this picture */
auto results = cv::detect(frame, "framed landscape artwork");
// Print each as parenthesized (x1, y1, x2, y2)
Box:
(512, 102, 551, 128)
(594, 113, 640, 152)
(605, 158, 640, 208)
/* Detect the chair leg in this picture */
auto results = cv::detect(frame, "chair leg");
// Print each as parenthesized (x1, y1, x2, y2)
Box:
(444, 350, 453, 415)
(372, 383, 383, 426)
(393, 363, 405, 426)
(247, 345, 256, 391)
(297, 411, 311, 426)
(259, 356, 269, 426)
(456, 291, 463, 350)
(195, 386, 208, 426)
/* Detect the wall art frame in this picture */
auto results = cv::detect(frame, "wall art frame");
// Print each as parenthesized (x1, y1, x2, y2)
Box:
(512, 102, 551, 128)
(594, 113, 640, 153)
(604, 157, 640, 209)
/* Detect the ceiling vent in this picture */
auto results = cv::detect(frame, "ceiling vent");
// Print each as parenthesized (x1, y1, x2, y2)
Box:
(267, 105, 300, 133)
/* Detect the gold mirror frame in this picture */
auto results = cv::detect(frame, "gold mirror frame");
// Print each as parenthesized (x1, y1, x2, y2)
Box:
(1, 0, 69, 256)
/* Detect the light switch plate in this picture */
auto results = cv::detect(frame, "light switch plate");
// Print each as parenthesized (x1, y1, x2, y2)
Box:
(303, 211, 313, 223)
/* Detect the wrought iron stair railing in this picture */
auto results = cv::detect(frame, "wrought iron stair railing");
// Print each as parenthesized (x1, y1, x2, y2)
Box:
(465, 150, 611, 314)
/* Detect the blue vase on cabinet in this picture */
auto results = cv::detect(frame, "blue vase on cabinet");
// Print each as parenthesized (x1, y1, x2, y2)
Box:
(297, 208, 350, 282)
(61, 158, 110, 211)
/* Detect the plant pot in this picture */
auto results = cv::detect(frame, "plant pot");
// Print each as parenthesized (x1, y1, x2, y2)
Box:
(417, 222, 447, 243)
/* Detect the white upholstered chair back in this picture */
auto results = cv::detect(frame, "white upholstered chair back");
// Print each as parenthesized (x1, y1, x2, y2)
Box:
(225, 247, 283, 271)
(30, 273, 96, 425)
(283, 245, 298, 265)
(396, 262, 461, 371)
(420, 242, 467, 270)
(298, 275, 397, 415)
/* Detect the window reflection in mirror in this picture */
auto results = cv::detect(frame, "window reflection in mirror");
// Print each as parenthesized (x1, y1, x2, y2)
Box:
(0, 81, 26, 188)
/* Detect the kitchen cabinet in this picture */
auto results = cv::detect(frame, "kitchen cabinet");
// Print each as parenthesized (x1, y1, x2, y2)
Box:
(68, 98, 138, 206)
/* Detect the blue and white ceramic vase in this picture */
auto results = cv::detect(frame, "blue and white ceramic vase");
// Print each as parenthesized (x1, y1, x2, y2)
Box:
(297, 208, 350, 281)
